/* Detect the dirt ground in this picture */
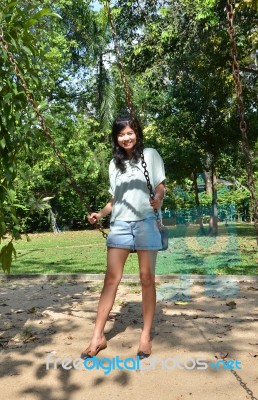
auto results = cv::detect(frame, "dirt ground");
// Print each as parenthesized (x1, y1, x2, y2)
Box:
(0, 274, 258, 400)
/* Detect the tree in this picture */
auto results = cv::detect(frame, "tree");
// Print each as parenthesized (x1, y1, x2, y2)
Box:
(0, 0, 62, 271)
(112, 0, 257, 234)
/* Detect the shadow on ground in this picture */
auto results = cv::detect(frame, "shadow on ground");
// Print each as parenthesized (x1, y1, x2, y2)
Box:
(0, 276, 258, 400)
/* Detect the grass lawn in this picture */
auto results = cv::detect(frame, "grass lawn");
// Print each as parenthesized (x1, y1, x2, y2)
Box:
(1, 223, 257, 275)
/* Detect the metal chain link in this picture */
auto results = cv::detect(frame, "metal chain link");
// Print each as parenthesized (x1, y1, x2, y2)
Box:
(105, 0, 136, 120)
(0, 26, 108, 239)
(140, 153, 161, 222)
(226, 1, 258, 239)
(230, 369, 258, 400)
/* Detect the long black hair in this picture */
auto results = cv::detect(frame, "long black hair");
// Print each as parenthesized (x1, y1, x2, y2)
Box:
(111, 114, 144, 172)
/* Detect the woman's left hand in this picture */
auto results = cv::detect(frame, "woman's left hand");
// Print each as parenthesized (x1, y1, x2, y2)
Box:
(150, 195, 162, 209)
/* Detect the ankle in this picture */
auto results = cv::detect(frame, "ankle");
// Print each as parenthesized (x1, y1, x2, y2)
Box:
(140, 332, 151, 341)
(92, 329, 105, 338)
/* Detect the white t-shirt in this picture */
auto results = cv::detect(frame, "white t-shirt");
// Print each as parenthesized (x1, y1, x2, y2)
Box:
(108, 148, 166, 222)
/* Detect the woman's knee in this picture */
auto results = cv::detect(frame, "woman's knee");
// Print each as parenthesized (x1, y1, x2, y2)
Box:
(139, 272, 155, 287)
(104, 270, 122, 287)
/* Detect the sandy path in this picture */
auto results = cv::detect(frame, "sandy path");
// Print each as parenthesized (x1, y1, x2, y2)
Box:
(0, 275, 258, 400)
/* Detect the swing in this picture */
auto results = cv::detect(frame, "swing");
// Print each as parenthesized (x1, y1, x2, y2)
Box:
(104, 0, 169, 250)
(0, 1, 254, 245)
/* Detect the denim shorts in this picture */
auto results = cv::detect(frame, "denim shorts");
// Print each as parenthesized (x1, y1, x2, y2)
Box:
(106, 218, 162, 251)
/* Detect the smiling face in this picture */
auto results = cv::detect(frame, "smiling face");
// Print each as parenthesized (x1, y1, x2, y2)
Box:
(117, 124, 137, 157)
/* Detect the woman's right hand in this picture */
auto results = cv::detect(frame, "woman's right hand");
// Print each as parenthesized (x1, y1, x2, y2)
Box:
(87, 212, 101, 224)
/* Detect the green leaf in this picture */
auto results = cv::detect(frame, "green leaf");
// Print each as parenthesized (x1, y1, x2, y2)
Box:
(23, 9, 61, 29)
(33, 9, 62, 20)
(24, 19, 38, 29)
(2, 1, 18, 13)
(0, 241, 16, 274)
(20, 45, 33, 55)
(7, 189, 16, 202)
(4, 93, 12, 102)
(42, 196, 54, 202)
(0, 137, 6, 149)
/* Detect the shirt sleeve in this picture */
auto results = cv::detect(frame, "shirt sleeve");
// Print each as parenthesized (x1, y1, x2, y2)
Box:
(108, 159, 115, 196)
(145, 148, 166, 188)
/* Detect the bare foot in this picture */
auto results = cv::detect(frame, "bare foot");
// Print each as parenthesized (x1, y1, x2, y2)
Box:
(81, 336, 107, 359)
(137, 334, 152, 358)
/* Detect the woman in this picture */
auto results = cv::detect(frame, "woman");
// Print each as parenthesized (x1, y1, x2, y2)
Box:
(81, 115, 166, 360)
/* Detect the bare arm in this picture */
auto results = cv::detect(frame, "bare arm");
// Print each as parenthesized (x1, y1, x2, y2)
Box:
(150, 182, 165, 209)
(87, 197, 114, 224)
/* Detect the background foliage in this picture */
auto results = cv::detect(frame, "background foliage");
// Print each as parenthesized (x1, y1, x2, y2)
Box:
(0, 0, 257, 271)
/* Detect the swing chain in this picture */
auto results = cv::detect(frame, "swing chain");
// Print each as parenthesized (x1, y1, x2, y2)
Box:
(140, 153, 160, 222)
(226, 1, 258, 236)
(0, 26, 108, 239)
(226, 2, 247, 136)
(106, 1, 161, 223)
(105, 0, 135, 119)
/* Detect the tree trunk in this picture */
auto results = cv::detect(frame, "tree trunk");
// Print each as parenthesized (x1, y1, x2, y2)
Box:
(97, 53, 104, 111)
(226, 3, 258, 243)
(209, 167, 218, 235)
(204, 170, 212, 196)
(192, 172, 205, 234)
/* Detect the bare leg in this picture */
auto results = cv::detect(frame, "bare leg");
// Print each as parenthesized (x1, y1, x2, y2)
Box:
(81, 247, 130, 355)
(137, 250, 157, 354)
